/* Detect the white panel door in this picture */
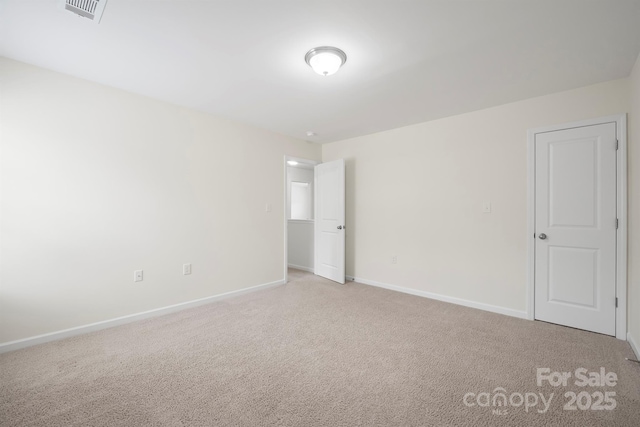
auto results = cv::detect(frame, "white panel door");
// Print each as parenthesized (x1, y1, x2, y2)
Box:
(534, 123, 617, 335)
(314, 159, 345, 284)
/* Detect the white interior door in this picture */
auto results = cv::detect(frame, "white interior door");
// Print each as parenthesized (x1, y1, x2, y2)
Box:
(534, 122, 617, 335)
(314, 159, 345, 284)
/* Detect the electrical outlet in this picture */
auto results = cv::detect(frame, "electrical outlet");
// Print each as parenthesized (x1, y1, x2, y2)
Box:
(482, 201, 492, 213)
(265, 203, 272, 212)
(391, 255, 397, 264)
(134, 270, 143, 282)
(183, 263, 192, 275)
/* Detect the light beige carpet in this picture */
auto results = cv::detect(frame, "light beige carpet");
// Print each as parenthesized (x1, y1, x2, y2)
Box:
(1, 269, 639, 426)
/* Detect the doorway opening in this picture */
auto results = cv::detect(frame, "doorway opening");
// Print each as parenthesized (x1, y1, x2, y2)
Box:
(284, 156, 318, 283)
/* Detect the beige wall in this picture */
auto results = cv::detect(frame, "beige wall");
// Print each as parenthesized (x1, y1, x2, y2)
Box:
(0, 58, 321, 344)
(629, 53, 640, 354)
(1, 55, 637, 347)
(322, 79, 631, 316)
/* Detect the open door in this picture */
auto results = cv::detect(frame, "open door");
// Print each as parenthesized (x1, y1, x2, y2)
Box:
(314, 159, 345, 284)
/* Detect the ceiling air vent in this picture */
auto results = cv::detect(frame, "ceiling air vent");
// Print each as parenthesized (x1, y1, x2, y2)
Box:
(63, 0, 108, 23)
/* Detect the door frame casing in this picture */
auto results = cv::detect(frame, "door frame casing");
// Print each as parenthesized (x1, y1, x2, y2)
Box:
(283, 155, 319, 284)
(526, 114, 627, 340)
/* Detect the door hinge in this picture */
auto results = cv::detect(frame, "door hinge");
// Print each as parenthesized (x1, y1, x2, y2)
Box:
(616, 218, 619, 229)
(616, 140, 619, 150)
(615, 297, 618, 308)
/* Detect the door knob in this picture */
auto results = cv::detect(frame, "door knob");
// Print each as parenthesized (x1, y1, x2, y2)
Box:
(539, 233, 547, 240)
(337, 225, 343, 230)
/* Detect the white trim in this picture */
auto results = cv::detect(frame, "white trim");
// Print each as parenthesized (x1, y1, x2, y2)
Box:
(347, 275, 528, 319)
(288, 264, 314, 273)
(615, 115, 628, 341)
(526, 129, 536, 321)
(0, 279, 284, 354)
(282, 155, 289, 283)
(628, 332, 640, 360)
(526, 114, 627, 340)
(284, 156, 288, 284)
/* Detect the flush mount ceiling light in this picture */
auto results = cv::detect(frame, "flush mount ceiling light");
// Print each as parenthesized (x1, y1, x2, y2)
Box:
(305, 46, 347, 76)
(287, 160, 299, 166)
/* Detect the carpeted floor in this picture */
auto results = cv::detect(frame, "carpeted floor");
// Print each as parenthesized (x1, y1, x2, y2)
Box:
(1, 269, 639, 426)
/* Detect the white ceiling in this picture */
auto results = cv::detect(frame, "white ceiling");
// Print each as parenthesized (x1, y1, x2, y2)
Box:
(2, 1, 640, 143)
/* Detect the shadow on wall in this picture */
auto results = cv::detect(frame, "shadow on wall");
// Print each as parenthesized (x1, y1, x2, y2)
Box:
(345, 157, 357, 277)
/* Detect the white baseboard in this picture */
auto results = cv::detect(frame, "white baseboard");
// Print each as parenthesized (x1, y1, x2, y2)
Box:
(288, 264, 314, 273)
(0, 279, 285, 354)
(346, 275, 528, 319)
(628, 332, 640, 359)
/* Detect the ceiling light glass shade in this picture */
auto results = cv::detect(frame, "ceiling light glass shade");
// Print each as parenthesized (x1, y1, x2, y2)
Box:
(305, 46, 347, 76)
(287, 160, 299, 166)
